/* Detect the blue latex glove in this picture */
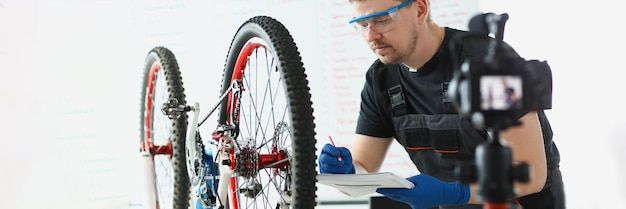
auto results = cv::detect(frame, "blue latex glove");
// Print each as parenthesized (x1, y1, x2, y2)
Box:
(318, 143, 355, 174)
(376, 174, 470, 209)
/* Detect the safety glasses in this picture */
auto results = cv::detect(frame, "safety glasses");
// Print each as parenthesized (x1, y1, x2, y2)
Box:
(349, 0, 414, 36)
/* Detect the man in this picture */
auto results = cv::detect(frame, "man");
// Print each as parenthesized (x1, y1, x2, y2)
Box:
(318, 0, 565, 208)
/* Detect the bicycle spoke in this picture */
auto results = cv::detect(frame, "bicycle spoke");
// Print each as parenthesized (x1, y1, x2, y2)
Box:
(220, 16, 316, 209)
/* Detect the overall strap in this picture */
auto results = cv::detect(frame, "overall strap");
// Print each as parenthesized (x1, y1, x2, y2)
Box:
(381, 62, 457, 115)
(442, 66, 456, 114)
(380, 64, 407, 116)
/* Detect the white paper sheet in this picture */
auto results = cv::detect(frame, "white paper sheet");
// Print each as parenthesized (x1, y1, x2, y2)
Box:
(317, 172, 415, 197)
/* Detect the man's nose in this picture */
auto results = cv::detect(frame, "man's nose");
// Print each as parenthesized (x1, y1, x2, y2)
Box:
(363, 28, 382, 42)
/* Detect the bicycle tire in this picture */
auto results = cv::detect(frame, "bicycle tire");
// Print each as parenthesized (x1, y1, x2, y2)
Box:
(219, 16, 317, 209)
(139, 46, 190, 209)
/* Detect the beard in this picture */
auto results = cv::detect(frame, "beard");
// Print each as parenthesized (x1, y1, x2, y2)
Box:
(371, 28, 418, 65)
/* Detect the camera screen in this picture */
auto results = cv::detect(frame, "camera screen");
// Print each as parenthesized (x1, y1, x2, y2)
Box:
(479, 75, 522, 111)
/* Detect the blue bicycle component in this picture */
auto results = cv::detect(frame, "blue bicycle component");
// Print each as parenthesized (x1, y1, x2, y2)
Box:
(196, 147, 220, 209)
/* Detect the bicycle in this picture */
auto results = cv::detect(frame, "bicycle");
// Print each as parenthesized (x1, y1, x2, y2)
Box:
(138, 15, 318, 209)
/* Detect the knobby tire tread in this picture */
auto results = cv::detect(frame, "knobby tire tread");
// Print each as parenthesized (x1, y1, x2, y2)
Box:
(140, 46, 190, 209)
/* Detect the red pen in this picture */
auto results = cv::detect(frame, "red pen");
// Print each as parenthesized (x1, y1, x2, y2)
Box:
(328, 136, 342, 161)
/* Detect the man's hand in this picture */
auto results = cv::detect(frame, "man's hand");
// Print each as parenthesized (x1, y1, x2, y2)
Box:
(376, 174, 470, 209)
(318, 143, 355, 174)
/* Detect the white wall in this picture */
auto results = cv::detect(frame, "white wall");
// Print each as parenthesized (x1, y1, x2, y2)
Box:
(1, 0, 624, 208)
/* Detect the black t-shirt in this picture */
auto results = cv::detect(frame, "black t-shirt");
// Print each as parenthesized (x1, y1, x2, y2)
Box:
(356, 27, 560, 170)
(357, 27, 495, 137)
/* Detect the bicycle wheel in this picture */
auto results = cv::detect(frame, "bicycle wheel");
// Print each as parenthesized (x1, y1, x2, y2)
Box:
(219, 16, 317, 209)
(139, 46, 190, 209)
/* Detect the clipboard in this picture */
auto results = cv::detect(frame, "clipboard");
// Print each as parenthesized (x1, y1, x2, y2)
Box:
(316, 172, 414, 197)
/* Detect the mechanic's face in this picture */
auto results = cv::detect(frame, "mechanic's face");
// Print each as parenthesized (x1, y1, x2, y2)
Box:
(350, 0, 418, 64)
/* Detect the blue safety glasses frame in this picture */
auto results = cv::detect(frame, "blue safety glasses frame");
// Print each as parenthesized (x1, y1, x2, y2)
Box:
(348, 0, 414, 24)
(349, 0, 415, 36)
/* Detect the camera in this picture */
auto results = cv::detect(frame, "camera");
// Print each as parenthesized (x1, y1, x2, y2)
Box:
(449, 13, 552, 129)
(450, 13, 555, 204)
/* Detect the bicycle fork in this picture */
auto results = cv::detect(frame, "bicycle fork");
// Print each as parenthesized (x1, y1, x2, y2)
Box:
(212, 127, 238, 209)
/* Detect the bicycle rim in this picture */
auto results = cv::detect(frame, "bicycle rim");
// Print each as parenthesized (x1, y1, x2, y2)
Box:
(219, 16, 317, 209)
(140, 46, 190, 209)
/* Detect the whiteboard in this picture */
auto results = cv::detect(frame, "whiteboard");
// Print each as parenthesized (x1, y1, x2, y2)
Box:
(6, 1, 626, 209)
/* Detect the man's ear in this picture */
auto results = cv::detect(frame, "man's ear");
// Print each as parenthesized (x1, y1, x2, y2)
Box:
(415, 0, 430, 23)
